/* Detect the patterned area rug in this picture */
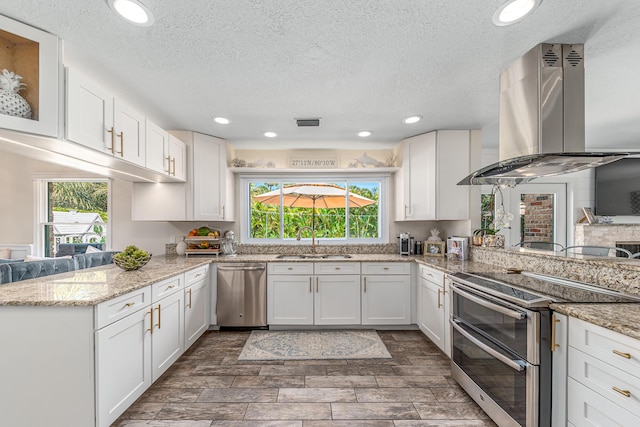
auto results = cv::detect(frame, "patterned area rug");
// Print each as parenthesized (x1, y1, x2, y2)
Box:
(238, 330, 392, 360)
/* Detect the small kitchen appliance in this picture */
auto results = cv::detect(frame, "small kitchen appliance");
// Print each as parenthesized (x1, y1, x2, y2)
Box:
(398, 232, 411, 255)
(222, 230, 237, 256)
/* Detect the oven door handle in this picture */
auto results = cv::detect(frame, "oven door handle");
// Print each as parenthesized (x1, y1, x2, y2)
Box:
(450, 319, 526, 372)
(451, 284, 526, 320)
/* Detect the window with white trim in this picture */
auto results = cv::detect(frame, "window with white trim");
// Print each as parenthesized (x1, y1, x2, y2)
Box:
(242, 176, 387, 244)
(37, 179, 111, 256)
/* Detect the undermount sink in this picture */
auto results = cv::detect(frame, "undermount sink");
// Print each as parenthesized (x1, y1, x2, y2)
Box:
(275, 254, 352, 260)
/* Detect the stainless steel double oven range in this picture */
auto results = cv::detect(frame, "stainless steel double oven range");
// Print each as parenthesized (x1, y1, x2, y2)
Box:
(448, 270, 640, 427)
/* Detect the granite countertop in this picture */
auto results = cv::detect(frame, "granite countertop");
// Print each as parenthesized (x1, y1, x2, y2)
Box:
(551, 303, 640, 341)
(2, 252, 639, 342)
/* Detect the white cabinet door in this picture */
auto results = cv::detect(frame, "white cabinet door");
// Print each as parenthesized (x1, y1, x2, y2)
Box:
(66, 68, 114, 153)
(151, 290, 184, 382)
(418, 276, 445, 350)
(552, 313, 568, 427)
(145, 119, 169, 174)
(169, 134, 187, 182)
(185, 276, 211, 350)
(567, 377, 640, 427)
(436, 130, 471, 219)
(192, 132, 231, 221)
(314, 275, 361, 325)
(113, 99, 146, 166)
(267, 275, 314, 325)
(396, 132, 437, 220)
(95, 306, 152, 427)
(362, 275, 411, 325)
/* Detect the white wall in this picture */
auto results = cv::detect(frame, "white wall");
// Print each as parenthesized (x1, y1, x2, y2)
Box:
(0, 152, 182, 256)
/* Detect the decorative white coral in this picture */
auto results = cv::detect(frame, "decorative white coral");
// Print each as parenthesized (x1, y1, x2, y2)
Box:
(0, 69, 27, 93)
(427, 228, 442, 241)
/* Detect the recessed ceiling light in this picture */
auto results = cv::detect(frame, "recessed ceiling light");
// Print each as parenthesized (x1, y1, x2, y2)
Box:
(214, 117, 230, 125)
(493, 0, 542, 26)
(358, 131, 372, 137)
(403, 115, 422, 124)
(106, 0, 154, 26)
(264, 131, 277, 138)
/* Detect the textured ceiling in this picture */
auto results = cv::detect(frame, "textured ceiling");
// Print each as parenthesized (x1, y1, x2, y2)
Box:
(1, 0, 640, 149)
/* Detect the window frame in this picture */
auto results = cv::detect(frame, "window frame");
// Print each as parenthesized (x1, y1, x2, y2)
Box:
(35, 178, 112, 257)
(240, 173, 390, 245)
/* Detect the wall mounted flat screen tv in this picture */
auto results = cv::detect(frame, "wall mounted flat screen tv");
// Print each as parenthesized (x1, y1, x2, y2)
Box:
(595, 158, 640, 215)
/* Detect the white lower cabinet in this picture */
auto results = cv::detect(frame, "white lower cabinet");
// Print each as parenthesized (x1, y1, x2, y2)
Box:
(185, 265, 211, 349)
(95, 306, 152, 427)
(416, 264, 449, 355)
(551, 313, 568, 427)
(315, 275, 361, 325)
(566, 316, 640, 427)
(361, 262, 411, 325)
(267, 262, 361, 326)
(151, 289, 184, 381)
(267, 273, 315, 325)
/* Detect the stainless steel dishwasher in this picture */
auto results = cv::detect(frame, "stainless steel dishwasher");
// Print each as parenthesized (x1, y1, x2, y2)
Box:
(216, 263, 267, 327)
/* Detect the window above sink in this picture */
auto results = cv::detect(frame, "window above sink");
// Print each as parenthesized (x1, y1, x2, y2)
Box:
(240, 174, 389, 245)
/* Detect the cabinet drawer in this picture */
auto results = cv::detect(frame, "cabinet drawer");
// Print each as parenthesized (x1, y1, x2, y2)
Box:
(568, 347, 640, 413)
(418, 264, 444, 283)
(361, 262, 410, 275)
(186, 265, 209, 284)
(568, 378, 640, 427)
(151, 274, 184, 302)
(95, 286, 151, 329)
(268, 262, 314, 275)
(569, 317, 640, 374)
(314, 262, 360, 275)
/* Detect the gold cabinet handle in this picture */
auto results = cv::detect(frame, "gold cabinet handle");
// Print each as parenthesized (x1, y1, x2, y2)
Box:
(613, 349, 631, 359)
(116, 131, 124, 156)
(187, 288, 192, 309)
(316, 277, 319, 293)
(383, 267, 389, 270)
(123, 302, 134, 308)
(288, 267, 293, 270)
(170, 157, 176, 176)
(613, 386, 631, 397)
(364, 277, 367, 293)
(107, 127, 115, 154)
(222, 205, 225, 219)
(335, 267, 340, 270)
(437, 288, 442, 308)
(551, 315, 561, 352)
(146, 308, 153, 334)
(154, 304, 161, 330)
(165, 155, 171, 173)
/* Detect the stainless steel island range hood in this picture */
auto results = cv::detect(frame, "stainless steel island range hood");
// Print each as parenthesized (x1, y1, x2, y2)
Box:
(459, 43, 627, 186)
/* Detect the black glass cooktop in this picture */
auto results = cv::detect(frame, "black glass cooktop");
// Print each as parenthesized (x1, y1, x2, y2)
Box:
(451, 271, 640, 308)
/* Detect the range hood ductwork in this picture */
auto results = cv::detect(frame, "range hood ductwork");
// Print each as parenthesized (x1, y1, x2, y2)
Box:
(459, 43, 627, 186)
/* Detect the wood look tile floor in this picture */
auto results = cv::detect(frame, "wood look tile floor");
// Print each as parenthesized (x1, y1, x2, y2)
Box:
(113, 330, 496, 427)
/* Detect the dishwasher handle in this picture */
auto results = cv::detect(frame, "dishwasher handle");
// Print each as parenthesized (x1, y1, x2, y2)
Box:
(217, 264, 266, 272)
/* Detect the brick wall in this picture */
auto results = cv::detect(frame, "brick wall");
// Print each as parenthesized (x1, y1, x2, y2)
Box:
(522, 194, 554, 242)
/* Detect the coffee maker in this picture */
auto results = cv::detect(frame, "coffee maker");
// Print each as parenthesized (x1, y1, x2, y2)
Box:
(398, 232, 411, 255)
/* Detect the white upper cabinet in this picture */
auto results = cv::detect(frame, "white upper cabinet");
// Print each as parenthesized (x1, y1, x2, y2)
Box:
(0, 15, 60, 137)
(146, 121, 186, 182)
(191, 132, 234, 221)
(66, 68, 145, 167)
(394, 130, 476, 221)
(168, 134, 187, 182)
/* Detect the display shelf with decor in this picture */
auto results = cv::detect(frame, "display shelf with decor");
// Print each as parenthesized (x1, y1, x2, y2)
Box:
(0, 15, 60, 137)
(184, 226, 221, 257)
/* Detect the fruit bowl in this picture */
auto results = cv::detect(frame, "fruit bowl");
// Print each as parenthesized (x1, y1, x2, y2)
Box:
(113, 245, 152, 271)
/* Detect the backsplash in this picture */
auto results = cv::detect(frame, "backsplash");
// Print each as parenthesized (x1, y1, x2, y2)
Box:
(471, 246, 640, 296)
(237, 243, 398, 255)
(575, 223, 640, 250)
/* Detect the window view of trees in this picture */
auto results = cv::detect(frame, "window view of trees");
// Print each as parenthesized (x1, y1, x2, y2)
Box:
(249, 180, 380, 240)
(44, 181, 109, 256)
